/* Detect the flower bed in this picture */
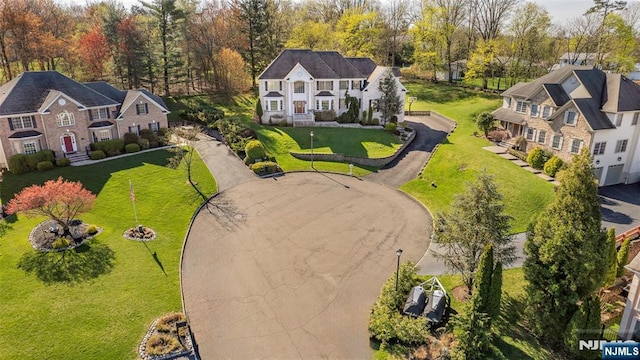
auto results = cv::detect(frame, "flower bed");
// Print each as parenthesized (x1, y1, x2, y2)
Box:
(123, 225, 156, 241)
(28, 219, 102, 251)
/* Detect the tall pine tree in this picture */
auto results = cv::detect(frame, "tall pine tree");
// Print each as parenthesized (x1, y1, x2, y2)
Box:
(604, 228, 618, 287)
(378, 69, 401, 124)
(524, 148, 608, 347)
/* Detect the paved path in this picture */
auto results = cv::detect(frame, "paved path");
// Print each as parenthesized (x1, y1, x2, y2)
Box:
(182, 173, 431, 359)
(364, 114, 454, 188)
(194, 133, 256, 191)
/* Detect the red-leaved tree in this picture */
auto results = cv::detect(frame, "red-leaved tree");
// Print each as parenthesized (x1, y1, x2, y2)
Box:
(6, 177, 96, 232)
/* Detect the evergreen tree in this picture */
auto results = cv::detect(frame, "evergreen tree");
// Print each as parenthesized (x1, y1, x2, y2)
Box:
(452, 308, 492, 359)
(604, 228, 618, 287)
(617, 237, 631, 277)
(471, 244, 494, 313)
(434, 171, 516, 292)
(255, 98, 263, 121)
(378, 69, 401, 124)
(564, 295, 601, 359)
(524, 148, 608, 346)
(487, 261, 503, 327)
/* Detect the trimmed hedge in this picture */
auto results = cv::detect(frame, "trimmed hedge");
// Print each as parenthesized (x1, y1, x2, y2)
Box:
(249, 161, 280, 175)
(125, 143, 141, 153)
(123, 132, 139, 145)
(245, 140, 266, 161)
(385, 122, 397, 131)
(8, 154, 30, 174)
(36, 160, 54, 171)
(56, 158, 71, 167)
(94, 139, 125, 155)
(543, 155, 565, 177)
(139, 138, 150, 150)
(90, 150, 106, 160)
(26, 150, 54, 171)
(157, 127, 169, 137)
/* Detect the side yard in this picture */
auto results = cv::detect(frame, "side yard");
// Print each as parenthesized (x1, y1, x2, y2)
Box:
(0, 150, 216, 359)
(400, 82, 555, 232)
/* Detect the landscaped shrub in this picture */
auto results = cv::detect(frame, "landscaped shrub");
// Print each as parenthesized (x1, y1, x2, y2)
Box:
(56, 158, 71, 167)
(139, 138, 150, 150)
(8, 154, 30, 174)
(36, 161, 54, 171)
(86, 225, 98, 235)
(157, 127, 169, 137)
(507, 148, 527, 162)
(385, 122, 397, 131)
(315, 110, 336, 121)
(361, 110, 368, 125)
(26, 150, 54, 170)
(52, 237, 70, 249)
(156, 313, 186, 333)
(140, 129, 155, 141)
(249, 161, 280, 175)
(125, 143, 141, 153)
(543, 155, 565, 177)
(372, 118, 380, 125)
(390, 115, 398, 123)
(145, 333, 182, 356)
(245, 140, 266, 161)
(90, 150, 106, 160)
(527, 147, 553, 170)
(487, 129, 505, 142)
(94, 139, 125, 155)
(123, 132, 139, 145)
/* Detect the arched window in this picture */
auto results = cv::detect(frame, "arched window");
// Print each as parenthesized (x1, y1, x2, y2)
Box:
(57, 111, 75, 127)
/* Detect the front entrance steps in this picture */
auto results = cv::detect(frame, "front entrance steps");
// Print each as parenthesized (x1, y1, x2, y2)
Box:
(64, 152, 90, 163)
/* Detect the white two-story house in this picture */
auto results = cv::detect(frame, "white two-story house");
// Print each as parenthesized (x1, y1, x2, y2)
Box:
(257, 49, 405, 126)
(493, 65, 640, 186)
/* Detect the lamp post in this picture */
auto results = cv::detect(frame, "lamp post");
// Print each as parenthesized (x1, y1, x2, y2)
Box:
(395, 248, 403, 291)
(310, 131, 315, 169)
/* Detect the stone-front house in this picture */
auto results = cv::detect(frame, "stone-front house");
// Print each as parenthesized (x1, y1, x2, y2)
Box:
(0, 71, 169, 167)
(257, 49, 406, 126)
(493, 66, 640, 186)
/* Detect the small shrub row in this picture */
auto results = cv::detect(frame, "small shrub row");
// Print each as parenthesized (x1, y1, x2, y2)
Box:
(245, 140, 266, 161)
(36, 161, 54, 171)
(315, 110, 336, 121)
(89, 128, 168, 159)
(90, 150, 106, 160)
(125, 143, 141, 153)
(249, 161, 281, 175)
(214, 118, 257, 156)
(507, 148, 527, 162)
(9, 150, 57, 174)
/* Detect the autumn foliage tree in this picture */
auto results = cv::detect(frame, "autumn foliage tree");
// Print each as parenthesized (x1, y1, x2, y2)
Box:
(78, 25, 110, 79)
(5, 177, 97, 233)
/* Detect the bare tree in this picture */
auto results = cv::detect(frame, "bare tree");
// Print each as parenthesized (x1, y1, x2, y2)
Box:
(508, 2, 551, 81)
(472, 0, 520, 41)
(382, 0, 410, 66)
(167, 127, 206, 199)
(555, 14, 600, 66)
(586, 0, 627, 66)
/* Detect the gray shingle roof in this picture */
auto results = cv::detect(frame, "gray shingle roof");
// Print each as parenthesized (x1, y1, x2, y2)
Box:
(138, 89, 168, 111)
(8, 130, 42, 138)
(88, 120, 114, 128)
(315, 51, 364, 78)
(574, 99, 615, 130)
(346, 58, 377, 77)
(603, 74, 640, 112)
(543, 84, 570, 106)
(501, 66, 588, 100)
(83, 81, 127, 103)
(0, 71, 118, 116)
(315, 91, 333, 97)
(265, 91, 283, 97)
(259, 49, 339, 80)
(492, 107, 525, 124)
(575, 69, 607, 107)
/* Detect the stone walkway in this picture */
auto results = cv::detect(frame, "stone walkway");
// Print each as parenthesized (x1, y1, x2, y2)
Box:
(483, 145, 560, 186)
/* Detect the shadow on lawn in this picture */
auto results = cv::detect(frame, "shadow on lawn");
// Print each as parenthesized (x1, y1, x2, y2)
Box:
(1, 150, 171, 202)
(17, 240, 115, 284)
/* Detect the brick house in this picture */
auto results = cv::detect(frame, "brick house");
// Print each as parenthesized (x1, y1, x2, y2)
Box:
(493, 66, 640, 186)
(0, 71, 169, 167)
(257, 49, 406, 126)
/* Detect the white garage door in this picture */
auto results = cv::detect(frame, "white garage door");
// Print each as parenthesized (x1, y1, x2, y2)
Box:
(603, 164, 624, 186)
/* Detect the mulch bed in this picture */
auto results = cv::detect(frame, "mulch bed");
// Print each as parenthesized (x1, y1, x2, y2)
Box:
(123, 226, 156, 241)
(29, 219, 102, 251)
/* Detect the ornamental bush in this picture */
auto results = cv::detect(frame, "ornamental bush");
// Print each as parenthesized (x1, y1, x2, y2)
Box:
(94, 139, 125, 155)
(8, 154, 29, 174)
(56, 158, 71, 167)
(52, 237, 71, 249)
(139, 138, 150, 150)
(86, 224, 98, 235)
(244, 139, 266, 161)
(26, 150, 54, 171)
(249, 161, 280, 175)
(89, 150, 106, 160)
(125, 143, 141, 153)
(123, 132, 139, 145)
(527, 147, 552, 170)
(36, 161, 54, 172)
(385, 122, 397, 131)
(543, 155, 565, 177)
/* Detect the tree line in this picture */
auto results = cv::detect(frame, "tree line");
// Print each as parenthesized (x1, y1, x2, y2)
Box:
(1, 0, 638, 95)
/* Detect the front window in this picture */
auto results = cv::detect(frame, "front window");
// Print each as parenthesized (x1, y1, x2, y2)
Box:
(294, 81, 305, 94)
(616, 113, 623, 127)
(266, 81, 281, 91)
(57, 111, 75, 126)
(616, 139, 629, 153)
(542, 106, 552, 119)
(531, 104, 539, 117)
(537, 130, 546, 144)
(339, 80, 349, 90)
(269, 100, 281, 111)
(149, 122, 160, 132)
(11, 116, 35, 129)
(564, 111, 577, 125)
(136, 103, 148, 115)
(91, 108, 109, 120)
(525, 128, 535, 141)
(317, 99, 332, 110)
(516, 101, 528, 114)
(317, 81, 333, 91)
(99, 129, 111, 141)
(570, 139, 582, 154)
(594, 142, 606, 155)
(23, 141, 37, 154)
(551, 134, 563, 150)
(128, 125, 139, 135)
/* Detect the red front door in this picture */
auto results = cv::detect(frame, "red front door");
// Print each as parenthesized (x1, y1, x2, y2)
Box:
(63, 136, 73, 152)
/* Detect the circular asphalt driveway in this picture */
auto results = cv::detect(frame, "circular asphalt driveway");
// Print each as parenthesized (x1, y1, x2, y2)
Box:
(181, 172, 432, 359)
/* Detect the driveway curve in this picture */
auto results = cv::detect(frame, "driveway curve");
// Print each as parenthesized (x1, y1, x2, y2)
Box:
(195, 132, 256, 191)
(182, 172, 431, 359)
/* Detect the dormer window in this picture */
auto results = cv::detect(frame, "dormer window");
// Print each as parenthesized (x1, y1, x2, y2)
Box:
(564, 110, 577, 125)
(515, 101, 528, 114)
(57, 111, 75, 126)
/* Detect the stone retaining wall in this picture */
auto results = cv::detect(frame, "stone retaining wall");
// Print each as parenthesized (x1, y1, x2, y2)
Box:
(289, 128, 416, 167)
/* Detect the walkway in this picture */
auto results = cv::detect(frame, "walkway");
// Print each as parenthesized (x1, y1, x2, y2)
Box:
(194, 132, 256, 191)
(181, 173, 431, 359)
(364, 114, 454, 188)
(483, 145, 560, 186)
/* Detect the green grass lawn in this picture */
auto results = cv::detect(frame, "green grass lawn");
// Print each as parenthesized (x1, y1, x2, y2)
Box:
(0, 150, 216, 359)
(255, 126, 400, 175)
(400, 82, 555, 233)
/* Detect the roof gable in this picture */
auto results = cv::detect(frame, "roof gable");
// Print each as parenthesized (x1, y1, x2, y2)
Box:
(117, 90, 169, 119)
(259, 49, 373, 80)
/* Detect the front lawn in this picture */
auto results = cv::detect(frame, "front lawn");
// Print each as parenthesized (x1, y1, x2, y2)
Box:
(400, 82, 555, 233)
(255, 126, 401, 175)
(0, 150, 216, 359)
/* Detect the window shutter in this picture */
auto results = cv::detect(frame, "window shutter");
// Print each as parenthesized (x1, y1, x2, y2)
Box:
(137, 125, 141, 134)
(149, 123, 153, 129)
(8, 118, 13, 131)
(32, 116, 37, 128)
(330, 82, 334, 90)
(144, 103, 148, 114)
(559, 136, 564, 149)
(316, 100, 319, 110)
(106, 108, 111, 118)
(279, 100, 283, 111)
(136, 105, 140, 115)
(279, 81, 282, 91)
(264, 82, 268, 91)
(88, 110, 93, 121)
